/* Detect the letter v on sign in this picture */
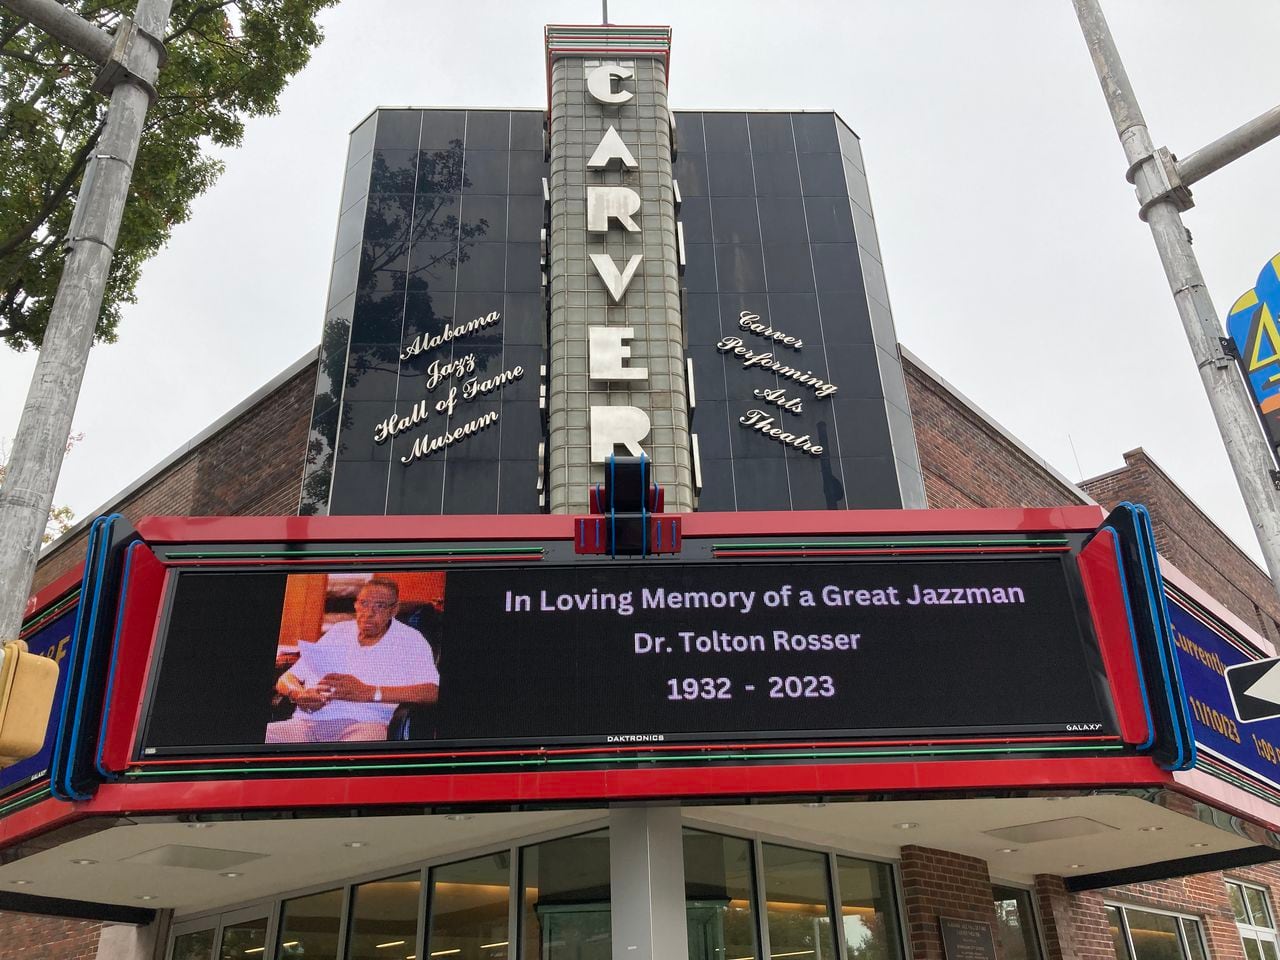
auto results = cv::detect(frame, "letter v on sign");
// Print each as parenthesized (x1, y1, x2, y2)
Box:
(1226, 656, 1280, 723)
(590, 253, 643, 303)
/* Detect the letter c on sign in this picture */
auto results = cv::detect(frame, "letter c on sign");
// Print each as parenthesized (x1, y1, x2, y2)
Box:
(586, 64, 634, 105)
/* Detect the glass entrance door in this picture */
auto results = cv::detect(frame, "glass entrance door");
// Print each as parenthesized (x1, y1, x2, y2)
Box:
(217, 907, 272, 960)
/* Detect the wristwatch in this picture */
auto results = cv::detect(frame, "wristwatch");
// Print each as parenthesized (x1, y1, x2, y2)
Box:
(372, 687, 383, 703)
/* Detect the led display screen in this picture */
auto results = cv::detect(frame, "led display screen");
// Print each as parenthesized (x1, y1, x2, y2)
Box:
(141, 556, 1115, 755)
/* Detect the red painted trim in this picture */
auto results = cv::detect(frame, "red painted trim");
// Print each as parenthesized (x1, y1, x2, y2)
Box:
(714, 546, 1071, 559)
(130, 734, 1120, 768)
(1078, 530, 1151, 747)
(133, 508, 1107, 546)
(99, 547, 167, 773)
(23, 568, 84, 622)
(0, 756, 1168, 847)
(1173, 766, 1280, 834)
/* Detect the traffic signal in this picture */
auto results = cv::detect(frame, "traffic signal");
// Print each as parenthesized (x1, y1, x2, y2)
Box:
(0, 639, 59, 768)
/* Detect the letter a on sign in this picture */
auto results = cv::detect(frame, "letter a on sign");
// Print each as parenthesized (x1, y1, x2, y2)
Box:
(587, 127, 639, 171)
(589, 253, 643, 303)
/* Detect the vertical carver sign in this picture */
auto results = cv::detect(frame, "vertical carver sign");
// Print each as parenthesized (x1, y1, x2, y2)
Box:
(546, 26, 692, 513)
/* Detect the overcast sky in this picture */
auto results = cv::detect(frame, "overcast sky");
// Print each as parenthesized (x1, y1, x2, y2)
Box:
(2, 0, 1279, 562)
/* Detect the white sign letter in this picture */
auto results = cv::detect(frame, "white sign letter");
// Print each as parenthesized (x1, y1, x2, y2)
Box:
(586, 186, 642, 232)
(587, 126, 639, 170)
(589, 326, 648, 381)
(589, 253, 643, 302)
(586, 64, 634, 105)
(591, 406, 651, 461)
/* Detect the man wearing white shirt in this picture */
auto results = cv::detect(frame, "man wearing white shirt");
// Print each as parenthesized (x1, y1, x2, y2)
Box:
(266, 579, 440, 742)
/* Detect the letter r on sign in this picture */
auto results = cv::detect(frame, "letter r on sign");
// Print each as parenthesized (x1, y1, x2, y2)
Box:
(590, 406, 651, 462)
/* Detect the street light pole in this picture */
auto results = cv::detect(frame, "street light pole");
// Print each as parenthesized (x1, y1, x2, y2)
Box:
(0, 0, 171, 642)
(1072, 0, 1280, 599)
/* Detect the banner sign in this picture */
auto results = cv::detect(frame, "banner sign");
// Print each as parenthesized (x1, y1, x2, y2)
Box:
(0, 606, 75, 798)
(1227, 253, 1280, 461)
(140, 554, 1118, 756)
(1167, 592, 1280, 792)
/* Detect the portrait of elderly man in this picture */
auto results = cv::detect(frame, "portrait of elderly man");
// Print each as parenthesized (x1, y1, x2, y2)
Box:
(266, 578, 440, 743)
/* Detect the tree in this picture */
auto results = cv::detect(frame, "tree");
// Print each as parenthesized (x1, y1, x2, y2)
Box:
(0, 0, 337, 351)
(0, 433, 81, 543)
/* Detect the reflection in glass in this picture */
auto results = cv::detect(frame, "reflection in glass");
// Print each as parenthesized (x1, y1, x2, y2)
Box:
(761, 844, 836, 960)
(1123, 909, 1183, 960)
(1107, 907, 1132, 960)
(219, 917, 268, 960)
(1231, 885, 1251, 924)
(837, 858, 902, 960)
(173, 929, 215, 960)
(683, 830, 759, 960)
(350, 872, 422, 960)
(522, 831, 611, 960)
(1180, 920, 1206, 960)
(277, 888, 343, 960)
(429, 853, 511, 960)
(1247, 889, 1274, 928)
(991, 887, 1039, 960)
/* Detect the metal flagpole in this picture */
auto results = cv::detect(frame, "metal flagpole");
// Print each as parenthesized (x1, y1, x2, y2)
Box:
(1072, 0, 1280, 600)
(0, 0, 172, 641)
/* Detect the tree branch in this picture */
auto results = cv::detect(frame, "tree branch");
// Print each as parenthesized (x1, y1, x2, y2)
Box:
(0, 118, 104, 260)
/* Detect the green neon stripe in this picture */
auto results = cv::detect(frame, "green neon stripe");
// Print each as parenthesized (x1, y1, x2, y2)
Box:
(166, 547, 544, 560)
(125, 744, 1123, 779)
(21, 590, 81, 633)
(0, 786, 52, 817)
(715, 539, 1069, 549)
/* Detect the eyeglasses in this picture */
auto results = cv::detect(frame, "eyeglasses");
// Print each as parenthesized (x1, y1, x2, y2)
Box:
(355, 599, 396, 611)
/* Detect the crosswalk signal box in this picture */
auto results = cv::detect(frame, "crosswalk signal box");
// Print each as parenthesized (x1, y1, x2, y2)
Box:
(0, 640, 58, 768)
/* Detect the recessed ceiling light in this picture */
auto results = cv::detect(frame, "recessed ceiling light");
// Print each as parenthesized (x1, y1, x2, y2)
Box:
(137, 895, 156, 901)
(1139, 826, 1164, 832)
(1190, 842, 1210, 848)
(70, 859, 97, 866)
(998, 848, 1018, 854)
(445, 815, 473, 822)
(894, 822, 919, 830)
(1068, 864, 1085, 869)
(9, 880, 31, 886)
(343, 841, 370, 848)
(803, 802, 827, 809)
(186, 822, 212, 829)
(220, 872, 242, 878)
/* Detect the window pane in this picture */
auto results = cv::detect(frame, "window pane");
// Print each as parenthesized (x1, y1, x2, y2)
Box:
(1247, 889, 1274, 929)
(278, 889, 344, 960)
(1180, 920, 1205, 960)
(349, 872, 422, 960)
(1260, 939, 1279, 960)
(760, 843, 837, 960)
(837, 857, 902, 960)
(521, 831, 611, 960)
(992, 887, 1041, 960)
(1244, 936, 1264, 960)
(429, 853, 511, 960)
(1125, 909, 1184, 960)
(174, 930, 215, 960)
(684, 830, 759, 960)
(1231, 886, 1250, 924)
(220, 918, 269, 960)
(1106, 907, 1132, 960)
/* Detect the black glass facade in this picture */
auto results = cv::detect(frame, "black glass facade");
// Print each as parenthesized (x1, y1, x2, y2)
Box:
(301, 109, 547, 515)
(303, 107, 922, 516)
(673, 111, 922, 511)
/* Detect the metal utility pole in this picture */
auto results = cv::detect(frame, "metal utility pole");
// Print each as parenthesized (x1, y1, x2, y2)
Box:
(0, 0, 171, 641)
(1072, 0, 1280, 599)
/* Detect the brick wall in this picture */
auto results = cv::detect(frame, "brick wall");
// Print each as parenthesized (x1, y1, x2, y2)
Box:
(0, 912, 100, 960)
(902, 357, 1087, 510)
(29, 361, 316, 596)
(1081, 448, 1280, 643)
(1034, 876, 1112, 960)
(900, 845, 1001, 960)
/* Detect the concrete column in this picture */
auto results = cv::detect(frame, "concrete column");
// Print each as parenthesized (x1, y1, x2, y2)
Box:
(547, 41, 692, 514)
(608, 806, 689, 960)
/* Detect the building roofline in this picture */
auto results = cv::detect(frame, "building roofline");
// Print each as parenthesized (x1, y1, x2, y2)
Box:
(40, 347, 320, 560)
(898, 344, 1097, 506)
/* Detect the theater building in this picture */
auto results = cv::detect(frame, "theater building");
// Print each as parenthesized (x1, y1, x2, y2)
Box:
(7, 25, 1280, 960)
